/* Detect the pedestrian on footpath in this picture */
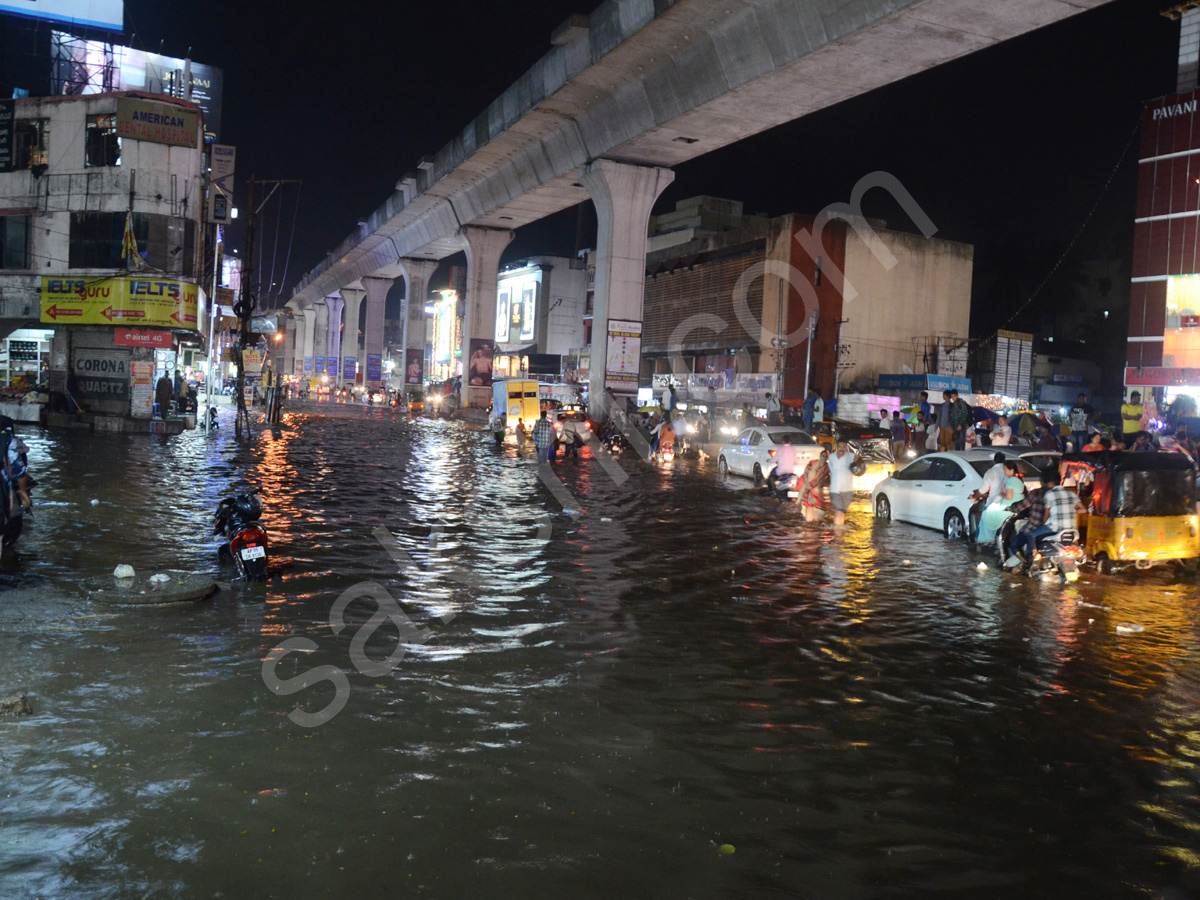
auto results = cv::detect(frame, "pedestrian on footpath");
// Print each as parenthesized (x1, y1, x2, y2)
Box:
(766, 391, 782, 425)
(937, 391, 955, 452)
(532, 410, 555, 462)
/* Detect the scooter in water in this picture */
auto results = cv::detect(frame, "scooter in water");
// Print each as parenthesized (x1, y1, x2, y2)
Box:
(765, 471, 802, 501)
(213, 493, 269, 581)
(997, 514, 1083, 582)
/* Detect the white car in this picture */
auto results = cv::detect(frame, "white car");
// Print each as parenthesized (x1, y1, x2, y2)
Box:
(718, 426, 823, 484)
(871, 449, 1059, 538)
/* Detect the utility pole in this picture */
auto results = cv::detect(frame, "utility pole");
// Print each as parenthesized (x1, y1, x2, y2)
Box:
(233, 175, 301, 440)
(233, 176, 256, 439)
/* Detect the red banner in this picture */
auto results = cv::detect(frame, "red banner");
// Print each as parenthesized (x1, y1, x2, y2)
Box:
(1125, 366, 1200, 386)
(113, 328, 174, 349)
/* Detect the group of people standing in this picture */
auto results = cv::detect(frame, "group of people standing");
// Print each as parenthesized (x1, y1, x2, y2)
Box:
(768, 434, 859, 526)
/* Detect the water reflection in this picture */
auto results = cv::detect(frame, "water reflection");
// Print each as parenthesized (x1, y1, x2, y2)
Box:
(1, 406, 1199, 899)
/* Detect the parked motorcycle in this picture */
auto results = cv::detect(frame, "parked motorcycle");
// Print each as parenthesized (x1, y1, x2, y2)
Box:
(213, 493, 269, 581)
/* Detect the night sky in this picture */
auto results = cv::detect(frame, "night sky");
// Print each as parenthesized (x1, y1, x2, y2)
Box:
(116, 0, 1181, 375)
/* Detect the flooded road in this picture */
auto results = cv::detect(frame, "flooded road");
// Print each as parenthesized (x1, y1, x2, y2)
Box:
(2, 403, 1200, 899)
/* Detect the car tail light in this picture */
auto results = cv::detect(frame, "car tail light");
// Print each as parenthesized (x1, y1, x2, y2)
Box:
(768, 449, 776, 457)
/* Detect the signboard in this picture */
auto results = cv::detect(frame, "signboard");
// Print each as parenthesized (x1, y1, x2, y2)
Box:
(1125, 366, 1200, 387)
(304, 356, 312, 373)
(314, 356, 325, 375)
(605, 319, 641, 391)
(1183, 315, 1200, 329)
(343, 357, 356, 381)
(72, 347, 129, 405)
(0, 100, 13, 173)
(1, 1, 123, 31)
(113, 328, 173, 349)
(41, 277, 199, 330)
(242, 349, 264, 375)
(993, 329, 1033, 399)
(208, 144, 235, 223)
(116, 98, 199, 149)
(405, 349, 423, 386)
(877, 373, 972, 393)
(366, 353, 382, 385)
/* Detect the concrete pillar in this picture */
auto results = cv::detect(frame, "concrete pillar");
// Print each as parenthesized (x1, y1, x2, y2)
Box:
(313, 301, 330, 379)
(300, 306, 316, 380)
(581, 159, 674, 413)
(361, 276, 394, 391)
(324, 294, 344, 385)
(281, 316, 296, 378)
(399, 259, 438, 390)
(338, 287, 365, 388)
(458, 226, 514, 408)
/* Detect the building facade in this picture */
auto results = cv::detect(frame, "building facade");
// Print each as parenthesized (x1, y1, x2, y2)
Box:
(640, 197, 973, 402)
(0, 91, 207, 421)
(1126, 4, 1200, 405)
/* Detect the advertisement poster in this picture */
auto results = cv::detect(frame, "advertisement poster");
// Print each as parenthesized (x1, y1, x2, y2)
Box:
(520, 287, 535, 342)
(605, 319, 641, 391)
(304, 356, 312, 373)
(116, 98, 199, 149)
(130, 360, 154, 417)
(495, 290, 510, 342)
(242, 349, 264, 375)
(41, 277, 199, 330)
(467, 339, 494, 388)
(72, 347, 129, 406)
(343, 357, 357, 381)
(405, 349, 423, 386)
(366, 354, 382, 384)
(314, 356, 325, 375)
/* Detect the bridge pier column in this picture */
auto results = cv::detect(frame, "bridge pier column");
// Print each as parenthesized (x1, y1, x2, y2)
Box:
(313, 301, 330, 381)
(581, 159, 674, 417)
(338, 287, 365, 389)
(399, 259, 438, 392)
(458, 226, 514, 408)
(325, 295, 344, 388)
(300, 307, 316, 381)
(362, 276, 394, 392)
(281, 316, 296, 379)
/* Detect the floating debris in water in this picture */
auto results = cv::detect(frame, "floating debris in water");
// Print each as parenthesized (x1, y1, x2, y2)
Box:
(1115, 623, 1145, 636)
(113, 565, 135, 578)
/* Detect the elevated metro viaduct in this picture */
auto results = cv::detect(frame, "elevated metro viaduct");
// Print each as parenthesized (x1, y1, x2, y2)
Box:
(285, 0, 1112, 413)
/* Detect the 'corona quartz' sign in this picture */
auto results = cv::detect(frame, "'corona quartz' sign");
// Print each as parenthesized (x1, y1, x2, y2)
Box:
(41, 277, 199, 330)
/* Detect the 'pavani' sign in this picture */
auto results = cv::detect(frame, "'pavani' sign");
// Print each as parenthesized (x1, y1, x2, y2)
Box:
(41, 277, 199, 330)
(116, 98, 200, 149)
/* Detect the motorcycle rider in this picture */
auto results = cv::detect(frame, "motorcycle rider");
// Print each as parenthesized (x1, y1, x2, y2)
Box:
(767, 434, 797, 493)
(969, 452, 1006, 544)
(1005, 471, 1082, 570)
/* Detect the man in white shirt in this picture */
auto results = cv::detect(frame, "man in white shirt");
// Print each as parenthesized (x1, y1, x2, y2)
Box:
(991, 415, 1012, 447)
(827, 437, 859, 526)
(812, 395, 823, 424)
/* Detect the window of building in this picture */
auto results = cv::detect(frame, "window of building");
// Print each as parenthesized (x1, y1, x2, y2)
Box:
(582, 318, 592, 348)
(69, 212, 194, 272)
(85, 114, 120, 167)
(13, 119, 49, 170)
(0, 216, 31, 269)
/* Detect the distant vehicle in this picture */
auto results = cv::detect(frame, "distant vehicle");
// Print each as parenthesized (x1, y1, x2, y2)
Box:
(548, 409, 593, 441)
(407, 391, 425, 413)
(871, 449, 1058, 539)
(492, 379, 540, 430)
(717, 426, 822, 484)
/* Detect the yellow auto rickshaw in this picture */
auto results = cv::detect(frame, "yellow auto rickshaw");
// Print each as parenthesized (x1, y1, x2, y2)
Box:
(1059, 451, 1199, 574)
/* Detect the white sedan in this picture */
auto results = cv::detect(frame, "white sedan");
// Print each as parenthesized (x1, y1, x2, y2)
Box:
(871, 449, 1058, 538)
(718, 426, 823, 484)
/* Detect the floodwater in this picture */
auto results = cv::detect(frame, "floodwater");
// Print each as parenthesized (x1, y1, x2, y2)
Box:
(2, 403, 1199, 899)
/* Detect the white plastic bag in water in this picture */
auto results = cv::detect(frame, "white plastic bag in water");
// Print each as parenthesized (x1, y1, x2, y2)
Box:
(113, 565, 135, 578)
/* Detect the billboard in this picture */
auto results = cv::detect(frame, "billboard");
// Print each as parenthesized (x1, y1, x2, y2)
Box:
(51, 30, 223, 139)
(0, 1, 122, 31)
(41, 277, 198, 330)
(0, 100, 13, 173)
(605, 319, 641, 391)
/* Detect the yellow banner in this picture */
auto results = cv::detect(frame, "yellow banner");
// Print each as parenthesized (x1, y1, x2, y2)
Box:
(41, 277, 199, 330)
